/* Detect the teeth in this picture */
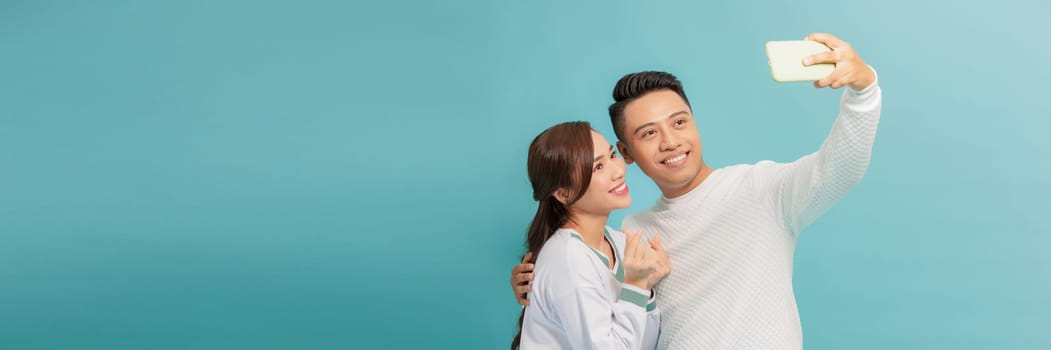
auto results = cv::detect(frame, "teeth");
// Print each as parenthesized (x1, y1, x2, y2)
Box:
(663, 154, 687, 164)
(611, 183, 626, 192)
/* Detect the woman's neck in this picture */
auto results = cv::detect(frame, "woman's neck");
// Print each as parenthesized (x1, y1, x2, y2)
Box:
(563, 211, 610, 250)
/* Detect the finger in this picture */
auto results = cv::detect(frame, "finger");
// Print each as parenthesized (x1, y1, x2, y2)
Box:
(815, 73, 836, 88)
(625, 231, 640, 259)
(642, 247, 656, 264)
(515, 283, 532, 294)
(830, 71, 854, 89)
(655, 249, 668, 266)
(622, 231, 633, 248)
(806, 32, 847, 49)
(634, 233, 647, 260)
(651, 233, 665, 252)
(830, 78, 846, 89)
(514, 272, 534, 285)
(511, 262, 534, 274)
(517, 293, 530, 306)
(803, 50, 836, 66)
(521, 252, 533, 264)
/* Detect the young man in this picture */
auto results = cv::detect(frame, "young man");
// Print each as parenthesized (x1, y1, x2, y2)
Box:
(509, 33, 882, 350)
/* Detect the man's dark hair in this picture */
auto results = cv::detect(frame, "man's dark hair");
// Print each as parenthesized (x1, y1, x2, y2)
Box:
(608, 71, 691, 141)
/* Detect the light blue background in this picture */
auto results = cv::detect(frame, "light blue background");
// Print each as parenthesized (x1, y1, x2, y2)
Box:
(2, 0, 1048, 349)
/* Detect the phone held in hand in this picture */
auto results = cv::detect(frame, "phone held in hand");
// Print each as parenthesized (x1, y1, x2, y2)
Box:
(765, 40, 835, 83)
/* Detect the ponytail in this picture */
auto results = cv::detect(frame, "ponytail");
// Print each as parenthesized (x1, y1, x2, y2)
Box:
(510, 197, 570, 349)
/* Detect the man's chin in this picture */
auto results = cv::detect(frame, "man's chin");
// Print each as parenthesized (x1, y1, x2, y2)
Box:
(655, 175, 702, 194)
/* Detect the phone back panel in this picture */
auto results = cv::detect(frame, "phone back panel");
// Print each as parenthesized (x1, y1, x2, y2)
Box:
(765, 40, 835, 82)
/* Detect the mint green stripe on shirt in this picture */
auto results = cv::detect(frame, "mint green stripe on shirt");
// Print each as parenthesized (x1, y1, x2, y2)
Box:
(568, 232, 610, 267)
(619, 287, 649, 308)
(604, 229, 625, 283)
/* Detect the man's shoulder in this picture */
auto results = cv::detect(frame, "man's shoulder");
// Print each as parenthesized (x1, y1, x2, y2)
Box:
(722, 160, 797, 181)
(718, 163, 758, 175)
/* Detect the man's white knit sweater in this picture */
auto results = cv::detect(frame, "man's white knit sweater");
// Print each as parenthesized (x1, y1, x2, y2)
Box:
(623, 77, 882, 350)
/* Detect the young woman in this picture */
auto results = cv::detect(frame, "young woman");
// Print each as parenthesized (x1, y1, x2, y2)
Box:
(511, 121, 671, 350)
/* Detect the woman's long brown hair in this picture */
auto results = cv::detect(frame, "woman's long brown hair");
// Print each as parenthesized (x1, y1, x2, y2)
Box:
(511, 121, 594, 350)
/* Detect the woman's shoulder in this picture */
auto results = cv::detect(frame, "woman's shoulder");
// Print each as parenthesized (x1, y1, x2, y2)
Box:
(535, 228, 606, 269)
(534, 229, 607, 284)
(537, 228, 589, 258)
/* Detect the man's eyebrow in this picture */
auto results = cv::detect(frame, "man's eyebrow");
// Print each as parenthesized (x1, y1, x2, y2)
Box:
(632, 111, 689, 136)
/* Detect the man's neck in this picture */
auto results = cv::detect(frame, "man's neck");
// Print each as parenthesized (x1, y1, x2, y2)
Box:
(563, 211, 609, 249)
(661, 163, 714, 199)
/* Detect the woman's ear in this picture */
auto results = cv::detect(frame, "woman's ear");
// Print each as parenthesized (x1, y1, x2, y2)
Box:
(617, 141, 634, 164)
(552, 188, 573, 205)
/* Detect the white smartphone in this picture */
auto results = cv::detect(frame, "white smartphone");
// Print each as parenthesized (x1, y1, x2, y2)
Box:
(765, 40, 835, 82)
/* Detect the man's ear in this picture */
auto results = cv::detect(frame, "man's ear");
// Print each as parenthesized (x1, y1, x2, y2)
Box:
(617, 141, 635, 165)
